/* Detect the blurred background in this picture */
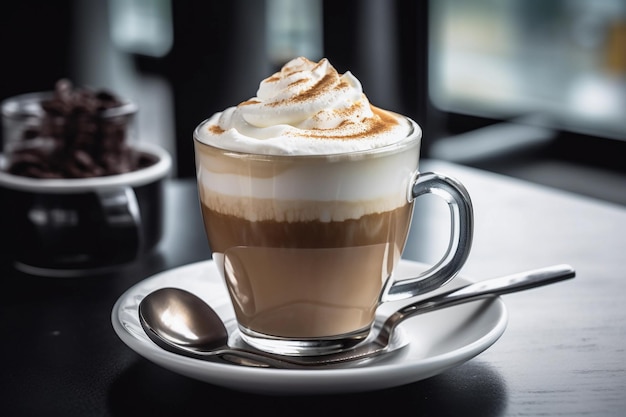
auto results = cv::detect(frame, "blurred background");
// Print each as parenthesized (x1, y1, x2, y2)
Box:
(1, 0, 625, 203)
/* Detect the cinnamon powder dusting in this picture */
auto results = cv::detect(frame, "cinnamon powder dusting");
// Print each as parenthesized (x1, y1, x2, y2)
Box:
(238, 99, 260, 107)
(266, 73, 342, 109)
(264, 75, 280, 83)
(293, 73, 339, 103)
(208, 124, 225, 135)
(303, 106, 400, 140)
(333, 102, 363, 119)
(288, 78, 308, 88)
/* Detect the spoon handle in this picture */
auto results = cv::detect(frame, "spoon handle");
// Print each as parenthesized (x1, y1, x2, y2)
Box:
(379, 264, 576, 341)
(404, 263, 574, 312)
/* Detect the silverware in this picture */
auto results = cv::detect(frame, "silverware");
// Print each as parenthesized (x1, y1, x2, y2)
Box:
(139, 264, 575, 369)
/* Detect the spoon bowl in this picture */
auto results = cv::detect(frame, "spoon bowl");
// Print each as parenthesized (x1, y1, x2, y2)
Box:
(139, 264, 575, 369)
(139, 286, 228, 350)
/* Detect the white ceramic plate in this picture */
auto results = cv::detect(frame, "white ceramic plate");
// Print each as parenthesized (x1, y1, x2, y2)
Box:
(112, 259, 507, 395)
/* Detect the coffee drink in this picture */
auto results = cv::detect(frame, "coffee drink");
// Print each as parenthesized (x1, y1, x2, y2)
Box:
(194, 57, 421, 345)
(194, 57, 475, 356)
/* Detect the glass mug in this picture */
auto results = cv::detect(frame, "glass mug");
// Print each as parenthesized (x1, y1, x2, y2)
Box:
(193, 115, 473, 356)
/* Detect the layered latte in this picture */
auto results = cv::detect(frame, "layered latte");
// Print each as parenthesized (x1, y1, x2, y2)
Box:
(193, 57, 421, 343)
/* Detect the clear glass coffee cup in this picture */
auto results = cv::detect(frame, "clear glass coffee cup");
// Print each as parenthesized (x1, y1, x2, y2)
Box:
(193, 114, 473, 356)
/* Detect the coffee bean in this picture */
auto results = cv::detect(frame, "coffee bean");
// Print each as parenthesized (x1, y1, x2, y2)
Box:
(6, 79, 153, 179)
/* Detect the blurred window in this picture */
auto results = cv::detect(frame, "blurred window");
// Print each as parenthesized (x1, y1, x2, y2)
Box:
(429, 0, 626, 140)
(109, 0, 173, 58)
(266, 0, 323, 67)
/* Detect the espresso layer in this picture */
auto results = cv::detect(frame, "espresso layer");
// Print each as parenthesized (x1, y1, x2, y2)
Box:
(201, 203, 412, 252)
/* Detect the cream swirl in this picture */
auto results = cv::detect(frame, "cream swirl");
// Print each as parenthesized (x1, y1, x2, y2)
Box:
(196, 57, 416, 155)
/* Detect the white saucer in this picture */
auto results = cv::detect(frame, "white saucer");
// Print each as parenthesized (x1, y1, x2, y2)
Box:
(112, 259, 508, 395)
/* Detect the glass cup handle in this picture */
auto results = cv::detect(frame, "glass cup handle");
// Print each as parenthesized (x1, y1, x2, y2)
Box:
(381, 172, 474, 302)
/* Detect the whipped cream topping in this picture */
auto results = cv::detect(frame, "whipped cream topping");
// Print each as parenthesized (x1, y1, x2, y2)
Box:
(196, 57, 416, 155)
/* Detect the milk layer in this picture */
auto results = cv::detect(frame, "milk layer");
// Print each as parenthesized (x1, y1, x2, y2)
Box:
(195, 129, 420, 222)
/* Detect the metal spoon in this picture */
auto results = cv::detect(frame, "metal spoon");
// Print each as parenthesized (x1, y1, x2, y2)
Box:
(139, 264, 575, 369)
